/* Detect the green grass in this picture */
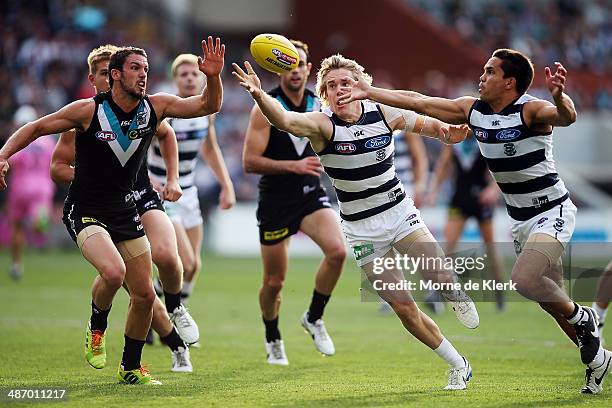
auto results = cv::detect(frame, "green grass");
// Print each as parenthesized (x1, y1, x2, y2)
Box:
(0, 250, 610, 407)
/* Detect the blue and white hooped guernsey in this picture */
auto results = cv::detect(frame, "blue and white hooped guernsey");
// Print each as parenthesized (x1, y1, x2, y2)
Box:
(318, 101, 404, 222)
(469, 94, 569, 221)
(148, 116, 209, 189)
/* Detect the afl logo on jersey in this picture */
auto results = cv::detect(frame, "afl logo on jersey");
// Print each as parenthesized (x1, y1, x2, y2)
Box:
(335, 143, 356, 154)
(95, 131, 116, 142)
(365, 136, 391, 149)
(474, 129, 488, 141)
(496, 129, 521, 141)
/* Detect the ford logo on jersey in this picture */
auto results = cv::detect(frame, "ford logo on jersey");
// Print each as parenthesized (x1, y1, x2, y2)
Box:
(474, 129, 488, 141)
(95, 130, 116, 142)
(335, 143, 357, 153)
(496, 129, 521, 141)
(364, 136, 391, 149)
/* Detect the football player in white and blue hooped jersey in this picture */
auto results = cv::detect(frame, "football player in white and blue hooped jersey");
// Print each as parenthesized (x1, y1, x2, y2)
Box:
(149, 54, 235, 310)
(233, 54, 479, 391)
(340, 48, 610, 394)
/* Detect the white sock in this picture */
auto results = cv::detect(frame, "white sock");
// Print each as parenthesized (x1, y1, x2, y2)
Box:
(567, 304, 588, 325)
(589, 347, 606, 369)
(592, 303, 608, 324)
(182, 281, 193, 296)
(434, 338, 464, 369)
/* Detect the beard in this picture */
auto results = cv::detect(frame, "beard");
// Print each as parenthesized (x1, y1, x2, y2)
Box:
(119, 78, 145, 100)
(284, 77, 303, 93)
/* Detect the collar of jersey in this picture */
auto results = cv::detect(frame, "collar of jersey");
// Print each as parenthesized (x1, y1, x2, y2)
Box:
(102, 99, 145, 151)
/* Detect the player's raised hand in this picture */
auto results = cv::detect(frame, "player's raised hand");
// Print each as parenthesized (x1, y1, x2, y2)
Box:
(544, 62, 567, 99)
(232, 62, 263, 98)
(199, 36, 225, 77)
(440, 123, 469, 144)
(0, 159, 9, 190)
(337, 75, 370, 105)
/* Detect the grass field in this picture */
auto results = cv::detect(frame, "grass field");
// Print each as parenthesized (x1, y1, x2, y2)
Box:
(0, 250, 610, 407)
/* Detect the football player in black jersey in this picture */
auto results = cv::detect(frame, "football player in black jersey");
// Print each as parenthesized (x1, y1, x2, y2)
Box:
(242, 40, 346, 365)
(0, 36, 224, 385)
(50, 44, 194, 373)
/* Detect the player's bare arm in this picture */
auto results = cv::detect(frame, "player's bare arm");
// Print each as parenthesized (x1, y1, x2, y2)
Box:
(337, 75, 474, 125)
(155, 119, 182, 202)
(426, 144, 453, 205)
(50, 130, 77, 184)
(201, 114, 235, 209)
(405, 132, 429, 206)
(0, 99, 94, 190)
(242, 104, 323, 177)
(232, 61, 332, 152)
(524, 62, 577, 128)
(153, 37, 225, 120)
(381, 105, 469, 145)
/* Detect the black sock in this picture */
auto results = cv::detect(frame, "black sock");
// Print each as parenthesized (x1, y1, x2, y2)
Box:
(307, 290, 331, 323)
(90, 301, 111, 332)
(160, 327, 186, 352)
(121, 335, 145, 371)
(263, 316, 281, 343)
(164, 291, 182, 314)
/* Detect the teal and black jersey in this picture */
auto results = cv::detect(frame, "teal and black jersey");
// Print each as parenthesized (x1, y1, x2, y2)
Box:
(68, 91, 158, 206)
(258, 87, 321, 198)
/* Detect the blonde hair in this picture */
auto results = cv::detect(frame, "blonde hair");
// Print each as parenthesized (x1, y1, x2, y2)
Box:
(316, 54, 373, 107)
(87, 44, 119, 74)
(171, 54, 199, 77)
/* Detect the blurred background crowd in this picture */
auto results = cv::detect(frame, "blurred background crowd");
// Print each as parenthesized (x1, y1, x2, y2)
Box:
(0, 0, 610, 247)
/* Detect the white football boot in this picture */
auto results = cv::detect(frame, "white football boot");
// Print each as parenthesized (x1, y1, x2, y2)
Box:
(301, 311, 335, 356)
(444, 357, 472, 390)
(581, 349, 612, 394)
(265, 340, 289, 366)
(441, 290, 480, 329)
(171, 346, 193, 373)
(169, 305, 199, 345)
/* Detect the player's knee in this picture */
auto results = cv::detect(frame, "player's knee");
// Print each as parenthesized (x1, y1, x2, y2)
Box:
(182, 254, 198, 277)
(390, 301, 420, 323)
(152, 246, 180, 273)
(100, 264, 126, 291)
(131, 285, 156, 308)
(263, 275, 284, 293)
(325, 243, 347, 267)
(193, 256, 202, 276)
(510, 270, 533, 295)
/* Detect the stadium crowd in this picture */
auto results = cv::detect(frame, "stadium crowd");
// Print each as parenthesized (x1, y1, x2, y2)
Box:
(0, 0, 610, 245)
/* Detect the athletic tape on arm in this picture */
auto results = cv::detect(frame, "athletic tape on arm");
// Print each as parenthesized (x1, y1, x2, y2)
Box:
(379, 104, 417, 132)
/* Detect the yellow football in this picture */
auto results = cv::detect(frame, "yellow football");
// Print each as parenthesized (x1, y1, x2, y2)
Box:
(250, 34, 300, 74)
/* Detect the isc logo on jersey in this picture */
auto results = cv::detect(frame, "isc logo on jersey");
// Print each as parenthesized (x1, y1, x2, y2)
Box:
(335, 143, 356, 154)
(365, 136, 391, 149)
(95, 131, 116, 142)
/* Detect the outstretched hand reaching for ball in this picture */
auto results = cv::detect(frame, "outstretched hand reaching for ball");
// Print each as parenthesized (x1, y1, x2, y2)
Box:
(440, 123, 469, 144)
(337, 75, 371, 105)
(232, 61, 263, 99)
(198, 36, 225, 77)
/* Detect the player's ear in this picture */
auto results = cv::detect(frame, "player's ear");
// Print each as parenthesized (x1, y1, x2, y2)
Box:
(88, 74, 95, 86)
(505, 77, 515, 90)
(110, 68, 121, 82)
